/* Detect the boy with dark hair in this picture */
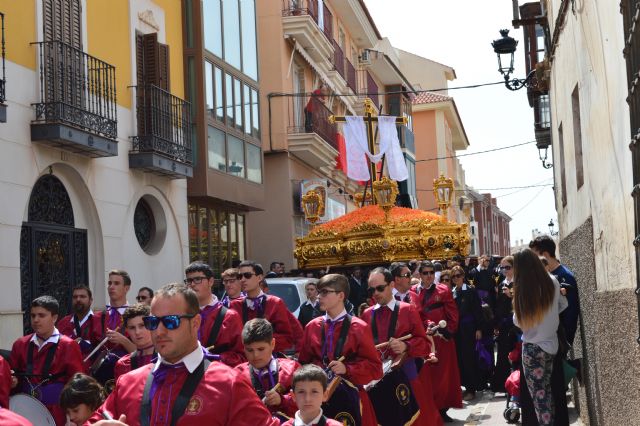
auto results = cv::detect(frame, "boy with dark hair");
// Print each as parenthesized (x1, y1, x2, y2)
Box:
(281, 364, 343, 426)
(529, 235, 580, 345)
(230, 260, 294, 352)
(185, 262, 245, 367)
(60, 373, 105, 426)
(9, 295, 85, 425)
(57, 285, 103, 364)
(298, 274, 382, 426)
(235, 319, 300, 420)
(113, 303, 156, 379)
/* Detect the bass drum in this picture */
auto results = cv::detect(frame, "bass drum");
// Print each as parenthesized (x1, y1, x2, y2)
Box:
(9, 393, 56, 425)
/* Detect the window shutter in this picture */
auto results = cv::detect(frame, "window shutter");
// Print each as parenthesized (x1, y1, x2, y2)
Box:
(158, 43, 170, 91)
(42, 0, 82, 48)
(142, 32, 159, 86)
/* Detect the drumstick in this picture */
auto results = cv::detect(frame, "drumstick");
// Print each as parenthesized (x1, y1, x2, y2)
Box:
(84, 337, 109, 362)
(374, 334, 412, 349)
(102, 410, 114, 420)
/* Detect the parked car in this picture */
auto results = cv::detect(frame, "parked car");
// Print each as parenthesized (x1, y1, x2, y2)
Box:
(265, 277, 316, 317)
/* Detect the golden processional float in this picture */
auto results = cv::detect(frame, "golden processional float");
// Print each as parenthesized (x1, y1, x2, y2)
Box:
(294, 99, 470, 269)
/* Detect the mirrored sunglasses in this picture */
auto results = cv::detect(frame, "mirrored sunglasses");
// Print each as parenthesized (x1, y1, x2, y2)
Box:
(143, 314, 195, 331)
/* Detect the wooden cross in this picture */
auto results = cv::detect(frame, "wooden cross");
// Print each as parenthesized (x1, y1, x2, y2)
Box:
(329, 98, 407, 183)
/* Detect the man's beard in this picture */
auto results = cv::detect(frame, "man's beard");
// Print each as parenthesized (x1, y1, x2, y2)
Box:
(73, 303, 88, 315)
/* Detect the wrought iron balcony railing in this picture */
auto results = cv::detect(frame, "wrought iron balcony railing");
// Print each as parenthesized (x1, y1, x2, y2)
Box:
(287, 95, 338, 151)
(333, 39, 345, 79)
(132, 84, 192, 165)
(32, 40, 117, 139)
(345, 58, 356, 93)
(357, 69, 379, 108)
(0, 12, 5, 105)
(282, 0, 333, 41)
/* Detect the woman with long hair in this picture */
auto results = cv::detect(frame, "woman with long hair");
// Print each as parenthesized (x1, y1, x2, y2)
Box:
(512, 249, 568, 426)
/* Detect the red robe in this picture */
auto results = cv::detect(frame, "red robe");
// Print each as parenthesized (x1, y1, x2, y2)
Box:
(298, 315, 383, 426)
(235, 357, 300, 419)
(198, 304, 245, 367)
(361, 302, 442, 426)
(0, 356, 10, 408)
(0, 407, 33, 426)
(88, 359, 280, 425)
(411, 283, 462, 410)
(57, 312, 105, 369)
(10, 334, 85, 426)
(114, 351, 156, 380)
(230, 296, 294, 352)
(285, 309, 304, 353)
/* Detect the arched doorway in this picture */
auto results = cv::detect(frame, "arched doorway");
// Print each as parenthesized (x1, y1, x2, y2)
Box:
(20, 174, 88, 333)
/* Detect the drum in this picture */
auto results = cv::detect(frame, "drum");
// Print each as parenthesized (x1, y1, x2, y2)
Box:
(366, 362, 419, 426)
(90, 350, 120, 388)
(9, 393, 56, 425)
(322, 378, 361, 426)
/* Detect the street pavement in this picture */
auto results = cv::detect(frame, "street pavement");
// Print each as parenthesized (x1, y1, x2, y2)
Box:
(444, 390, 583, 425)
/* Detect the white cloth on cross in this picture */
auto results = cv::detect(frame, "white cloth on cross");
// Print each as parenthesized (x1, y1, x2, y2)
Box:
(342, 115, 409, 182)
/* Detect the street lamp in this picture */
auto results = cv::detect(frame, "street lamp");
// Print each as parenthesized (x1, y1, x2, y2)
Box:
(433, 174, 454, 217)
(301, 190, 324, 226)
(548, 219, 559, 236)
(491, 29, 535, 91)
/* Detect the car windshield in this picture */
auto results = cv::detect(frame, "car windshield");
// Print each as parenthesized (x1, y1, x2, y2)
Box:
(268, 283, 301, 312)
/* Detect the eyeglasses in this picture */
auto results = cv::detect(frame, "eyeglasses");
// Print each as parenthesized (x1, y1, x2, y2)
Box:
(500, 265, 512, 271)
(452, 274, 464, 279)
(420, 270, 435, 276)
(143, 314, 196, 331)
(136, 296, 149, 302)
(440, 278, 450, 283)
(318, 289, 338, 297)
(367, 284, 389, 295)
(397, 272, 412, 278)
(239, 272, 256, 279)
(184, 276, 207, 285)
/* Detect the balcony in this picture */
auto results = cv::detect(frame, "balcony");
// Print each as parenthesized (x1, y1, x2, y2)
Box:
(130, 84, 193, 179)
(356, 69, 379, 108)
(333, 39, 345, 80)
(282, 0, 334, 66)
(0, 12, 5, 122)
(286, 95, 338, 169)
(30, 41, 117, 157)
(345, 58, 356, 93)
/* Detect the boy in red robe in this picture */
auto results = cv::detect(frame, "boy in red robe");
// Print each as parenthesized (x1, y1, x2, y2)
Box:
(230, 261, 294, 352)
(362, 267, 442, 426)
(298, 274, 382, 426)
(411, 261, 462, 423)
(114, 304, 156, 380)
(281, 364, 343, 426)
(235, 318, 300, 420)
(9, 295, 85, 425)
(88, 282, 279, 426)
(185, 262, 245, 366)
(57, 285, 104, 365)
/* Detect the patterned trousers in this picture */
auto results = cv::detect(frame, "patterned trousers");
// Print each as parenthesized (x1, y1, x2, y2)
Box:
(522, 343, 555, 425)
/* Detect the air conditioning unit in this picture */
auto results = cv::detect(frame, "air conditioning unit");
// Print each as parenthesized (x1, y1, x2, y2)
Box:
(359, 49, 371, 66)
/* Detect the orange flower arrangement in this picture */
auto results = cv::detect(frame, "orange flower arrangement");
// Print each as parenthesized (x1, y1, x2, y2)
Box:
(313, 205, 444, 235)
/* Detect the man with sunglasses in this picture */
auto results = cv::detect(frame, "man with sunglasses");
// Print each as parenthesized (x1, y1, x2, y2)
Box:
(184, 262, 245, 367)
(298, 274, 382, 426)
(411, 261, 462, 423)
(136, 287, 153, 306)
(89, 283, 279, 426)
(390, 262, 421, 306)
(361, 267, 440, 426)
(230, 261, 294, 353)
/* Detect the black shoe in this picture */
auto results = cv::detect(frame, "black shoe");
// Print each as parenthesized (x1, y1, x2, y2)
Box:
(440, 409, 454, 423)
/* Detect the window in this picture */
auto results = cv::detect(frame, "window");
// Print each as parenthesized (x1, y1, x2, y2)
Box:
(225, 73, 234, 124)
(234, 78, 243, 130)
(246, 142, 262, 183)
(215, 67, 224, 121)
(251, 88, 260, 138)
(228, 135, 245, 177)
(205, 63, 213, 111)
(203, 0, 223, 57)
(244, 85, 252, 135)
(572, 85, 584, 189)
(207, 126, 226, 172)
(240, 0, 258, 80)
(223, 0, 241, 70)
(558, 123, 567, 207)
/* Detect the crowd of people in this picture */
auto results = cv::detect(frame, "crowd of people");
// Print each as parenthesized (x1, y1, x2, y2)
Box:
(0, 235, 579, 426)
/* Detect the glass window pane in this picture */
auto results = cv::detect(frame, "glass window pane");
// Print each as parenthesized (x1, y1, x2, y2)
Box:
(225, 73, 234, 124)
(203, 0, 223, 57)
(234, 79, 243, 130)
(228, 135, 245, 177)
(207, 126, 226, 172)
(219, 211, 229, 269)
(238, 214, 245, 261)
(209, 209, 221, 275)
(205, 62, 213, 114)
(188, 204, 198, 261)
(223, 0, 241, 70)
(246, 142, 262, 183)
(240, 0, 258, 80)
(198, 207, 209, 262)
(244, 85, 251, 135)
(215, 67, 224, 121)
(229, 213, 238, 264)
(251, 88, 260, 138)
